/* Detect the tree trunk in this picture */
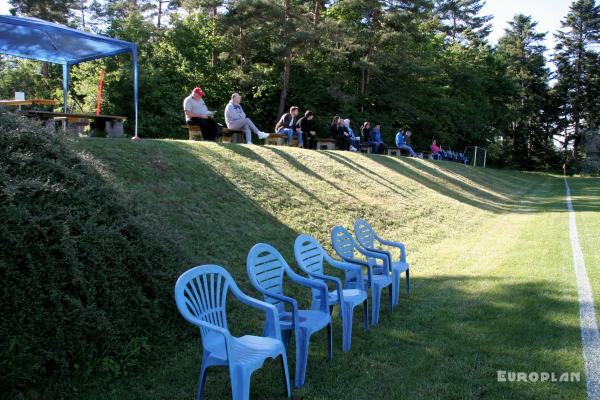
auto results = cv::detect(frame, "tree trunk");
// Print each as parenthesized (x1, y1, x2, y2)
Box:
(211, 6, 217, 67)
(81, 0, 86, 30)
(361, 7, 379, 112)
(314, 0, 321, 27)
(277, 0, 292, 118)
(278, 56, 291, 118)
(157, 0, 163, 28)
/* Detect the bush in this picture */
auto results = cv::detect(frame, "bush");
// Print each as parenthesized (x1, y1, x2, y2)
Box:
(0, 112, 185, 397)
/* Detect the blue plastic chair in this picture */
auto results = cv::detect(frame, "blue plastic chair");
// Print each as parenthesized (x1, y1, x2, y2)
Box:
(294, 234, 369, 352)
(354, 219, 410, 307)
(246, 243, 332, 388)
(174, 265, 291, 400)
(330, 226, 393, 326)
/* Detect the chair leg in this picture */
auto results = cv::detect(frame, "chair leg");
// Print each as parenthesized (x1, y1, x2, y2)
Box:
(294, 328, 310, 388)
(372, 284, 382, 326)
(341, 303, 353, 352)
(280, 354, 291, 398)
(363, 298, 369, 332)
(388, 284, 394, 312)
(327, 322, 333, 360)
(392, 269, 401, 308)
(282, 329, 292, 351)
(230, 366, 251, 400)
(196, 364, 209, 400)
(406, 269, 410, 295)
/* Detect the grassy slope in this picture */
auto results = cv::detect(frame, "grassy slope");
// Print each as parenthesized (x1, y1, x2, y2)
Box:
(72, 139, 592, 399)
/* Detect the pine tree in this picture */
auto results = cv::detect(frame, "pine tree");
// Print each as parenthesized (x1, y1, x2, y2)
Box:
(553, 0, 600, 151)
(9, 0, 79, 24)
(497, 14, 553, 169)
(435, 0, 492, 43)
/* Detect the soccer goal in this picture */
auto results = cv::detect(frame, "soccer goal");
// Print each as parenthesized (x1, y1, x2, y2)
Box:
(463, 146, 487, 168)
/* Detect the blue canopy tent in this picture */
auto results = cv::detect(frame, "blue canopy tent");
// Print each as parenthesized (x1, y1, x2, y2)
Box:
(0, 15, 139, 138)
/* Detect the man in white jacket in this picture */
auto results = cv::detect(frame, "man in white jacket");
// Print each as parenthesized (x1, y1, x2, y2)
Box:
(224, 93, 269, 144)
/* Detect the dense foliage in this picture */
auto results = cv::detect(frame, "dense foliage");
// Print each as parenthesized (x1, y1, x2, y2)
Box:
(0, 112, 186, 397)
(3, 1, 598, 170)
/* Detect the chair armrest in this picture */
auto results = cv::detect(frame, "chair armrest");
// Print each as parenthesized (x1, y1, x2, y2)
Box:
(287, 269, 330, 314)
(356, 244, 391, 274)
(254, 288, 301, 330)
(324, 253, 365, 291)
(324, 253, 362, 273)
(375, 234, 407, 262)
(307, 271, 344, 305)
(186, 318, 233, 357)
(234, 290, 282, 340)
(189, 318, 231, 340)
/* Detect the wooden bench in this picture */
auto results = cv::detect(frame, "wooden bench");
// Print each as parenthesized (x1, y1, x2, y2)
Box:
(316, 138, 342, 150)
(182, 125, 245, 143)
(264, 133, 305, 147)
(387, 146, 402, 157)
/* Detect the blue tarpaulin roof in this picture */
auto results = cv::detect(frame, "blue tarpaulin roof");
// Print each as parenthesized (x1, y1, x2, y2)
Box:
(0, 15, 139, 137)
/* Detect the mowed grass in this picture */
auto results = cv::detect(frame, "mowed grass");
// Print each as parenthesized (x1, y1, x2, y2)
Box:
(568, 177, 600, 328)
(71, 138, 593, 399)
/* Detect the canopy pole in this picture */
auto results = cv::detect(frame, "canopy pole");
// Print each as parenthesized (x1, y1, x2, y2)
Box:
(62, 64, 70, 131)
(131, 45, 139, 140)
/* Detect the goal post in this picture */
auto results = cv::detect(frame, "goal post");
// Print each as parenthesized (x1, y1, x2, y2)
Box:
(463, 146, 487, 168)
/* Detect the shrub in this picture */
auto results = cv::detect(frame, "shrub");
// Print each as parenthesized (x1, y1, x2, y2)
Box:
(0, 112, 185, 397)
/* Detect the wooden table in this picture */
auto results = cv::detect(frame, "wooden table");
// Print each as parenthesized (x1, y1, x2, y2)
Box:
(23, 110, 127, 137)
(0, 99, 57, 107)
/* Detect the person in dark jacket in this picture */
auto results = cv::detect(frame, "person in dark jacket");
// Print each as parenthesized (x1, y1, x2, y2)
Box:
(297, 110, 317, 149)
(361, 121, 372, 144)
(330, 115, 340, 138)
(275, 106, 301, 146)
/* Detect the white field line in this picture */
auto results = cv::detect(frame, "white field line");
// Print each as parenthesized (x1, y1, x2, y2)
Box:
(565, 178, 600, 399)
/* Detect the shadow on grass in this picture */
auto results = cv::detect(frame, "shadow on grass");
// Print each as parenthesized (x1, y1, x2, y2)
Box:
(74, 140, 588, 400)
(263, 146, 363, 202)
(86, 273, 585, 400)
(321, 150, 417, 199)
(365, 154, 591, 214)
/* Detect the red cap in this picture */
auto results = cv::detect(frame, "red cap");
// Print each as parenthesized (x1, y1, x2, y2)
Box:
(192, 87, 205, 97)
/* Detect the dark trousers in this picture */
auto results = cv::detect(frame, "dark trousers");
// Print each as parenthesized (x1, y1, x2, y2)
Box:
(304, 132, 318, 149)
(187, 117, 219, 141)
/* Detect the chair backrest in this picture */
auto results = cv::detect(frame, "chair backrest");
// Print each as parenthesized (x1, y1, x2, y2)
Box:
(294, 234, 325, 276)
(354, 219, 376, 249)
(331, 225, 358, 261)
(175, 264, 231, 341)
(247, 243, 288, 313)
(294, 235, 327, 305)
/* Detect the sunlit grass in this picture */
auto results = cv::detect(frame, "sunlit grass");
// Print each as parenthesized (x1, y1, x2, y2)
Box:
(68, 139, 596, 400)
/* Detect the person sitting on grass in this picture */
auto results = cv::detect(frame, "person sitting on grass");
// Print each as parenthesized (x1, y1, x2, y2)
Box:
(183, 87, 219, 141)
(297, 110, 318, 149)
(275, 106, 302, 146)
(395, 127, 417, 157)
(224, 93, 269, 144)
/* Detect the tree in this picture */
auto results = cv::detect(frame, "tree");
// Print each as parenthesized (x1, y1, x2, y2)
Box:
(497, 14, 554, 169)
(435, 0, 492, 43)
(9, 0, 79, 24)
(553, 0, 600, 152)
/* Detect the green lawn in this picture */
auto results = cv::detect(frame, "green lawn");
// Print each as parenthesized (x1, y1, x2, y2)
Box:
(568, 177, 600, 330)
(70, 139, 597, 399)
